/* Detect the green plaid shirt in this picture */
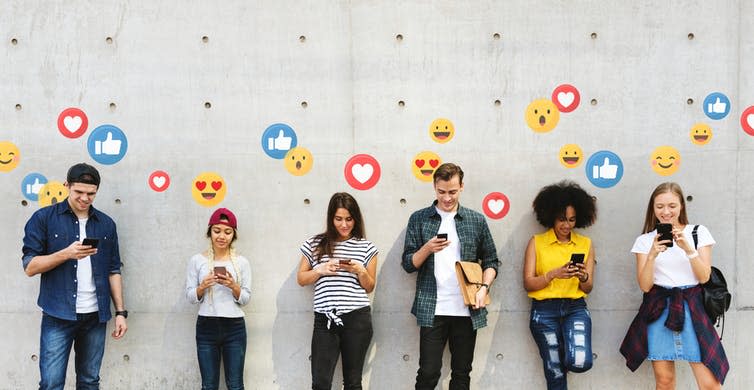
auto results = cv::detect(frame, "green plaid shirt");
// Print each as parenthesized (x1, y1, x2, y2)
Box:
(402, 201, 499, 330)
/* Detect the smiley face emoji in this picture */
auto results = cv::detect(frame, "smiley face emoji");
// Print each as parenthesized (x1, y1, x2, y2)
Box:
(191, 172, 227, 207)
(558, 144, 583, 168)
(411, 151, 442, 182)
(0, 141, 21, 172)
(429, 118, 455, 143)
(38, 181, 68, 207)
(690, 123, 713, 146)
(284, 147, 313, 176)
(525, 99, 560, 133)
(650, 146, 681, 176)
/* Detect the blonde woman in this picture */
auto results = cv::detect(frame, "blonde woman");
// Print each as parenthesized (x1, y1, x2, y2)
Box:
(186, 208, 252, 390)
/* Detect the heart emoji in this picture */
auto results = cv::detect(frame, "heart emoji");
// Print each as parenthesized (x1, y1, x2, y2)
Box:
(488, 199, 505, 214)
(429, 159, 439, 168)
(195, 181, 207, 191)
(482, 192, 510, 219)
(148, 170, 171, 192)
(415, 159, 425, 168)
(152, 176, 166, 188)
(344, 154, 381, 190)
(352, 164, 374, 184)
(211, 181, 222, 191)
(64, 116, 83, 132)
(557, 92, 574, 108)
(747, 114, 754, 129)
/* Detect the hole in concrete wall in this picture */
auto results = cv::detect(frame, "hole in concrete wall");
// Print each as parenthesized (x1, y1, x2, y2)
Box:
(301, 101, 308, 109)
(308, 355, 312, 361)
(592, 353, 598, 360)
(686, 195, 693, 202)
(11, 38, 18, 45)
(109, 102, 117, 111)
(688, 33, 695, 40)
(590, 99, 598, 106)
(205, 102, 212, 109)
(202, 36, 209, 43)
(123, 354, 130, 362)
(299, 35, 306, 43)
(493, 33, 501, 40)
(687, 98, 694, 105)
(402, 354, 410, 361)
(590, 32, 597, 39)
(21, 200, 28, 206)
(105, 37, 113, 44)
(115, 198, 122, 205)
(15, 104, 22, 111)
(494, 99, 501, 106)
(400, 198, 406, 205)
(396, 34, 403, 41)
(304, 198, 310, 205)
(496, 353, 504, 360)
(31, 354, 38, 361)
(398, 100, 405, 107)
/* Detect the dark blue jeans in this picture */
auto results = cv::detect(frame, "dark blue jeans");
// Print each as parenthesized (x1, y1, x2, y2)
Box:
(416, 316, 477, 390)
(311, 306, 373, 390)
(39, 312, 106, 390)
(196, 316, 247, 390)
(529, 298, 593, 390)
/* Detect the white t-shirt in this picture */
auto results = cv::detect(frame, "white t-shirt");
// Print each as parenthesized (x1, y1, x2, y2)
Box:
(76, 218, 98, 313)
(185, 253, 252, 318)
(434, 207, 470, 317)
(631, 224, 715, 287)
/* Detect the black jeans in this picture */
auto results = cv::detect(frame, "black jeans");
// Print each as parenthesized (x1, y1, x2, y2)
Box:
(416, 316, 477, 390)
(311, 306, 373, 390)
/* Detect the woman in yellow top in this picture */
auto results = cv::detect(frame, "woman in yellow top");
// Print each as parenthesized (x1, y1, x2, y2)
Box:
(523, 181, 597, 390)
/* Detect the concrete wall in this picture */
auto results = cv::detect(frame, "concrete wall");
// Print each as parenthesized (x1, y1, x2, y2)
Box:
(2, 1, 753, 388)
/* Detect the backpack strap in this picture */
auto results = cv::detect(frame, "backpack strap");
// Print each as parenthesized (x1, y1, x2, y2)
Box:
(693, 224, 726, 339)
(692, 225, 699, 249)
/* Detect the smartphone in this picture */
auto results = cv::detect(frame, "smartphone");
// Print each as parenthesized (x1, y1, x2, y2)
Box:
(656, 223, 674, 247)
(570, 253, 585, 265)
(338, 259, 352, 265)
(82, 238, 99, 248)
(213, 266, 227, 276)
(436, 233, 448, 240)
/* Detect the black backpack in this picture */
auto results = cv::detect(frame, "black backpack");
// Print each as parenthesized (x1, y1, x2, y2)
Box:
(692, 225, 732, 339)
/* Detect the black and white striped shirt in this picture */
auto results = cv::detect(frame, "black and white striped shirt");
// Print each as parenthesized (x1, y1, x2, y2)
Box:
(300, 236, 377, 316)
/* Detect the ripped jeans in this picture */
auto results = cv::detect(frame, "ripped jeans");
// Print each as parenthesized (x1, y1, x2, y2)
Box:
(529, 298, 593, 390)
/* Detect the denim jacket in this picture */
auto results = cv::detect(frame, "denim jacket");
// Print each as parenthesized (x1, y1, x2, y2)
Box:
(22, 200, 122, 323)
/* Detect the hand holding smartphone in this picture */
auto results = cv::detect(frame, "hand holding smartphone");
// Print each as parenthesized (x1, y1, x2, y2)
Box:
(656, 223, 674, 247)
(569, 253, 585, 265)
(213, 266, 227, 276)
(436, 233, 448, 240)
(82, 238, 99, 248)
(338, 259, 352, 265)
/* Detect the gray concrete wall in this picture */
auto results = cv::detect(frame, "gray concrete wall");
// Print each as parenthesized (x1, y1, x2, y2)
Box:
(2, 1, 752, 388)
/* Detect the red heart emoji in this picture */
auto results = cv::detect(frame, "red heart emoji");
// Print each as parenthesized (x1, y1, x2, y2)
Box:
(429, 159, 439, 168)
(211, 181, 223, 191)
(415, 159, 425, 168)
(195, 181, 207, 191)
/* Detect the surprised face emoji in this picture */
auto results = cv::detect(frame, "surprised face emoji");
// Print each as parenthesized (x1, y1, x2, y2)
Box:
(284, 147, 313, 176)
(525, 99, 560, 133)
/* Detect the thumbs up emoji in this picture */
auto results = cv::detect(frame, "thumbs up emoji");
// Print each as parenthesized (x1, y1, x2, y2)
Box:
(95, 132, 122, 155)
(708, 97, 727, 114)
(267, 130, 292, 151)
(592, 157, 618, 179)
(26, 178, 45, 195)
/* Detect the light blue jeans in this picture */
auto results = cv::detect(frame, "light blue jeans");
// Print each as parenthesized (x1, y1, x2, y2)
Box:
(529, 298, 593, 390)
(39, 312, 106, 390)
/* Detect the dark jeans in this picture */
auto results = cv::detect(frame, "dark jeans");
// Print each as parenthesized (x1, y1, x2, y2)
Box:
(529, 298, 593, 390)
(196, 316, 247, 390)
(39, 312, 106, 390)
(416, 315, 477, 390)
(311, 306, 373, 390)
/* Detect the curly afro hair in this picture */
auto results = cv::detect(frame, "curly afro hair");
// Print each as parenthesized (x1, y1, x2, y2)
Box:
(532, 181, 597, 228)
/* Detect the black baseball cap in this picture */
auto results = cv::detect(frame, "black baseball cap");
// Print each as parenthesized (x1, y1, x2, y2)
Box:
(66, 163, 101, 187)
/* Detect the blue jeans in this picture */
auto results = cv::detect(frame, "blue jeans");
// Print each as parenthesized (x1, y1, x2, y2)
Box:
(196, 316, 247, 390)
(39, 312, 106, 390)
(311, 306, 373, 390)
(416, 316, 477, 390)
(529, 298, 593, 390)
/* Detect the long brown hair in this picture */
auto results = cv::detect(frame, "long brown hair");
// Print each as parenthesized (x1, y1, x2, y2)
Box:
(314, 192, 366, 261)
(641, 182, 689, 233)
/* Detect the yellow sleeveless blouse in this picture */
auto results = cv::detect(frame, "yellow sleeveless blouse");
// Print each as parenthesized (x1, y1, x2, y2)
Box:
(528, 228, 591, 300)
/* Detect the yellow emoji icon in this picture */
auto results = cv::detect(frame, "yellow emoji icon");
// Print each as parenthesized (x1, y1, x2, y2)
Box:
(38, 181, 68, 207)
(690, 123, 713, 146)
(650, 146, 681, 176)
(558, 144, 583, 168)
(284, 147, 313, 176)
(0, 141, 21, 172)
(411, 151, 442, 182)
(525, 99, 560, 133)
(191, 172, 227, 207)
(429, 118, 455, 144)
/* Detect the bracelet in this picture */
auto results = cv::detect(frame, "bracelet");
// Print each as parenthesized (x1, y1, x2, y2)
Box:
(687, 251, 699, 260)
(480, 283, 490, 291)
(579, 273, 589, 283)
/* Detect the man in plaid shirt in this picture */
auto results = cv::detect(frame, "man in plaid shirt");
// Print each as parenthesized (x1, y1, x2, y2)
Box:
(402, 163, 499, 390)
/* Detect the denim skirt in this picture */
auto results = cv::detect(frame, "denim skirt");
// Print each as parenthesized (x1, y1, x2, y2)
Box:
(647, 291, 701, 362)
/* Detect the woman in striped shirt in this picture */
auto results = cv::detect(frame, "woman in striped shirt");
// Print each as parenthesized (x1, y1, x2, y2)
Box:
(297, 192, 378, 390)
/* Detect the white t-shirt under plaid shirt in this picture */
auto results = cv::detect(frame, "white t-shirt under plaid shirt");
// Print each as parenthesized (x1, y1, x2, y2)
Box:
(300, 236, 378, 323)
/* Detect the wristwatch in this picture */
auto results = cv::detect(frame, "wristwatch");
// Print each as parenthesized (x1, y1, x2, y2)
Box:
(115, 310, 128, 319)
